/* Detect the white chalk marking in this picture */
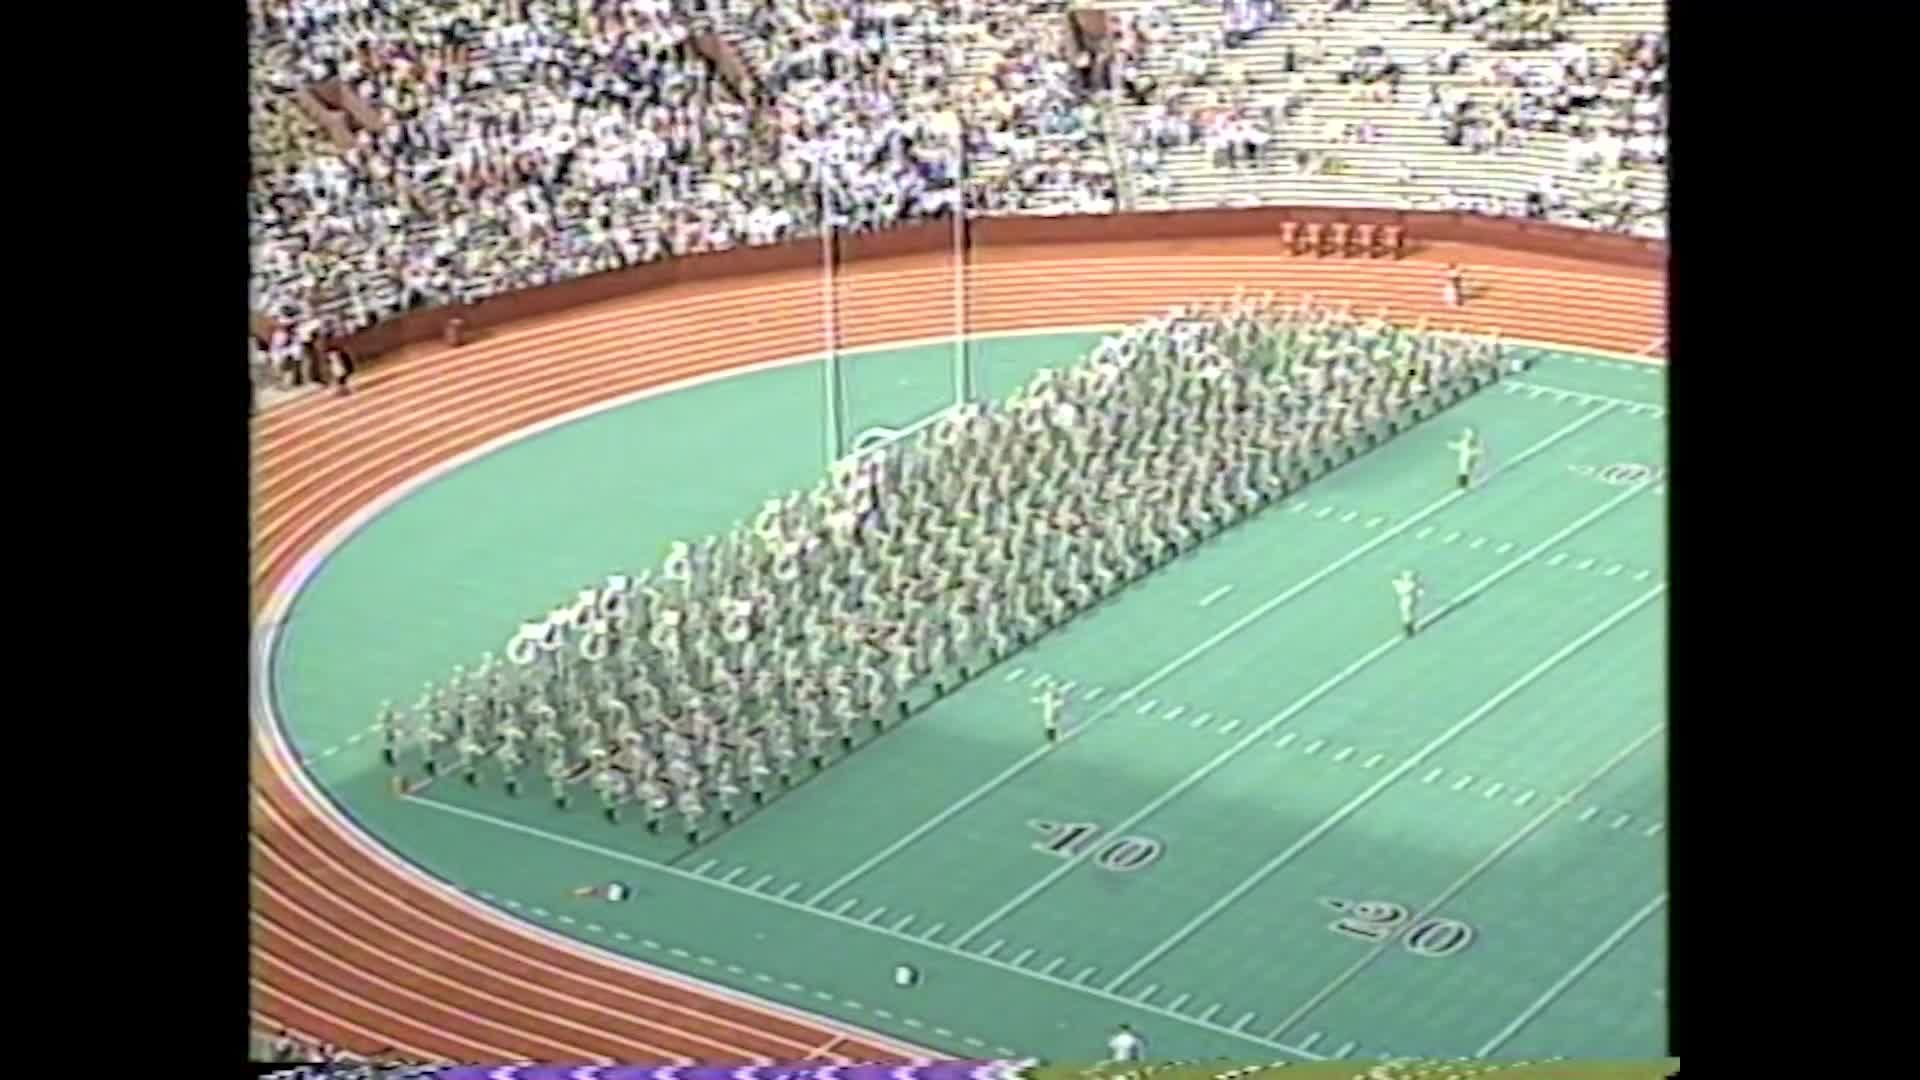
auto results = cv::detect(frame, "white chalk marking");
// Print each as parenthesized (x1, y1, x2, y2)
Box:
(1201, 585, 1234, 607)
(1363, 753, 1384, 769)
(1476, 893, 1669, 1055)
(1452, 775, 1474, 791)
(1165, 705, 1187, 721)
(1422, 768, 1443, 783)
(1276, 733, 1298, 749)
(1219, 719, 1242, 735)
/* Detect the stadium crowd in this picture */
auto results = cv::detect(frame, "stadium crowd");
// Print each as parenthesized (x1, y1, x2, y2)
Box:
(249, 0, 1666, 390)
(382, 298, 1511, 834)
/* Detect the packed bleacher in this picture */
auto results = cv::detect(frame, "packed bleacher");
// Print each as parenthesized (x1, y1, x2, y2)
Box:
(248, 0, 1666, 391)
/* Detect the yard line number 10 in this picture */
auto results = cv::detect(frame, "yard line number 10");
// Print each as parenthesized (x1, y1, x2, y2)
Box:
(1320, 897, 1476, 958)
(1028, 820, 1165, 872)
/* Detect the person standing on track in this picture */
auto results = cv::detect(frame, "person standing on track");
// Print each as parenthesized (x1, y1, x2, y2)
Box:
(1444, 263, 1465, 308)
(1393, 569, 1424, 637)
(1449, 426, 1485, 489)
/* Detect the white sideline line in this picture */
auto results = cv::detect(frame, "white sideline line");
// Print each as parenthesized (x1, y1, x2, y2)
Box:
(1507, 380, 1664, 413)
(1476, 893, 1669, 1056)
(1106, 583, 1666, 989)
(803, 405, 1619, 910)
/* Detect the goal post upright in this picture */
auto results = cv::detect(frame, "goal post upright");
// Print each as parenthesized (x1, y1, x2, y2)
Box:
(821, 163, 846, 467)
(950, 113, 973, 409)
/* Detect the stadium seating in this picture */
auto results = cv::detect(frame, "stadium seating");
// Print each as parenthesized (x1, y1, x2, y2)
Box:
(247, 0, 1665, 380)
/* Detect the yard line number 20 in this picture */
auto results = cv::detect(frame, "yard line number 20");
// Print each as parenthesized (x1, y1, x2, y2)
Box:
(1028, 820, 1164, 872)
(1320, 897, 1476, 958)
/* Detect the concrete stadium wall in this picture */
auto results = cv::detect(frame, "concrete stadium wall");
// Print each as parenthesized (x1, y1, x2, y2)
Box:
(265, 209, 1668, 366)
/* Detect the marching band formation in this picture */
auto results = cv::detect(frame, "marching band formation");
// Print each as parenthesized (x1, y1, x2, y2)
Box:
(380, 293, 1512, 844)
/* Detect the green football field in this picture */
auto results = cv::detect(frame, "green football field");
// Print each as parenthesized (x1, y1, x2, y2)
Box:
(273, 329, 1668, 1064)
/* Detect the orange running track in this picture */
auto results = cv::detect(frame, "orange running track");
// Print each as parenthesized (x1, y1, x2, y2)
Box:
(249, 236, 1666, 1063)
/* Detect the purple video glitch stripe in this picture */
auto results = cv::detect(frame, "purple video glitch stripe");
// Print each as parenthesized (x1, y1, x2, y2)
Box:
(436, 1061, 1030, 1080)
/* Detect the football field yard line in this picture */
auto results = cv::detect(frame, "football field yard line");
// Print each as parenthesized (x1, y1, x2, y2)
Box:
(1475, 891, 1669, 1057)
(397, 793, 1330, 1061)
(963, 480, 1657, 956)
(1505, 380, 1665, 413)
(801, 405, 1617, 909)
(1265, 719, 1667, 1039)
(1103, 580, 1666, 991)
